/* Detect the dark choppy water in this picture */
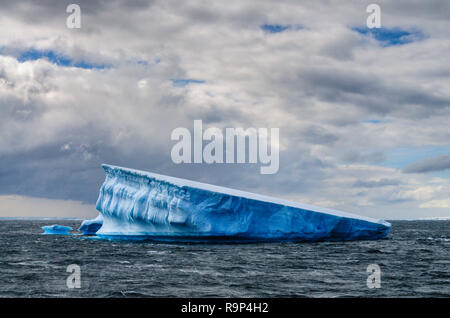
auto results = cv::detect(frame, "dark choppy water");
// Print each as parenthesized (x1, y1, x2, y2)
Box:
(0, 220, 448, 297)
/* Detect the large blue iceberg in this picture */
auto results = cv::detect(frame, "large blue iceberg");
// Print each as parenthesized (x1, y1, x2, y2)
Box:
(42, 224, 73, 235)
(92, 164, 391, 241)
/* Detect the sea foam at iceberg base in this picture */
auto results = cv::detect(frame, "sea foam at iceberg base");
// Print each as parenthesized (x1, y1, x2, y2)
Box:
(88, 164, 391, 241)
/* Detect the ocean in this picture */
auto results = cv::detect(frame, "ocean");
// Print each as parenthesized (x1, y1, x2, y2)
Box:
(0, 220, 448, 297)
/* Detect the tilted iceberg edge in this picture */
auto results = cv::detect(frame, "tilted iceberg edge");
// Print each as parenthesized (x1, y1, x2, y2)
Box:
(93, 164, 391, 241)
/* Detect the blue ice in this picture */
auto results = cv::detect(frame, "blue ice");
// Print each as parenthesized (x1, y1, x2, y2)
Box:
(42, 224, 73, 235)
(89, 164, 391, 242)
(79, 214, 103, 235)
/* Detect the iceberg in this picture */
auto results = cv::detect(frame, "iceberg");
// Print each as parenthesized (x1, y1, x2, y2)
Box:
(79, 214, 103, 234)
(93, 164, 391, 241)
(42, 224, 73, 235)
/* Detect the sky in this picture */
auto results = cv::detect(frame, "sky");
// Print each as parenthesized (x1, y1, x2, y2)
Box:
(0, 0, 449, 220)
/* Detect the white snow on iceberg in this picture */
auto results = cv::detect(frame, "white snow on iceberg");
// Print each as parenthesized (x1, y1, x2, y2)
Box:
(94, 164, 391, 241)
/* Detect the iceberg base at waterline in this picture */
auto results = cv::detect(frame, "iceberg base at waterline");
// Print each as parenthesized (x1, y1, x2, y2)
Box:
(79, 214, 103, 235)
(42, 224, 73, 235)
(87, 164, 391, 242)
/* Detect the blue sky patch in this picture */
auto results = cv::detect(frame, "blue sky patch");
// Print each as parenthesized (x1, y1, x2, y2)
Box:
(16, 49, 108, 69)
(171, 79, 205, 87)
(136, 58, 160, 66)
(261, 24, 290, 33)
(382, 145, 450, 172)
(362, 119, 383, 124)
(353, 27, 424, 46)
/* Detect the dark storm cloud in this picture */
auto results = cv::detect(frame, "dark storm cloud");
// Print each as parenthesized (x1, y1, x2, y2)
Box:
(403, 155, 450, 173)
(0, 0, 153, 19)
(299, 125, 339, 145)
(0, 137, 172, 203)
(1, 0, 450, 219)
(293, 67, 450, 117)
(388, 0, 450, 21)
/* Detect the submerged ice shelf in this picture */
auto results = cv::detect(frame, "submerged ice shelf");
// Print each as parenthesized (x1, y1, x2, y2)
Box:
(90, 164, 391, 241)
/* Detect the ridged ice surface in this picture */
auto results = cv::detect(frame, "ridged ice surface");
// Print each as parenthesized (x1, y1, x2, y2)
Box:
(95, 164, 391, 241)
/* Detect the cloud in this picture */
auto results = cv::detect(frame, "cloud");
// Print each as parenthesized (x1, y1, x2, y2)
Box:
(0, 0, 450, 220)
(420, 199, 450, 208)
(340, 151, 386, 164)
(403, 155, 450, 173)
(353, 178, 401, 188)
(353, 27, 425, 46)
